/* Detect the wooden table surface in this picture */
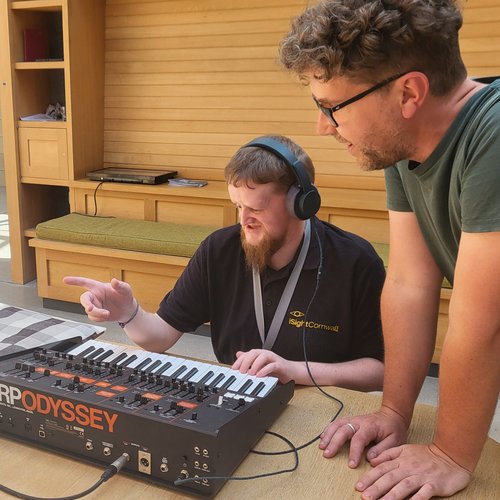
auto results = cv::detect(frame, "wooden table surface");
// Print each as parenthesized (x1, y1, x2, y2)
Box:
(0, 385, 498, 499)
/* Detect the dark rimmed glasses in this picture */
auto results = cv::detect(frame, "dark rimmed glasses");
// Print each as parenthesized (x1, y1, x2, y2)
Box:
(312, 72, 409, 127)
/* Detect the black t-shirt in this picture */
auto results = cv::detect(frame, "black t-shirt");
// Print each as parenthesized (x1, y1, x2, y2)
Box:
(157, 218, 385, 365)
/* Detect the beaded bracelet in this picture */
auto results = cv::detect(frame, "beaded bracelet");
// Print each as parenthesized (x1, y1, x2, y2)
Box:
(118, 300, 140, 328)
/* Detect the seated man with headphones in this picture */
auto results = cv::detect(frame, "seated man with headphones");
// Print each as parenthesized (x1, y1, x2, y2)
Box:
(64, 135, 385, 391)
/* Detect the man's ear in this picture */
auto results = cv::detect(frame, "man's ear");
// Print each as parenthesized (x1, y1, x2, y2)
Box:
(399, 72, 429, 119)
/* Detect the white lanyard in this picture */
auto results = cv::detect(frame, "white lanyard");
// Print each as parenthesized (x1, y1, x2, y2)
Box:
(252, 219, 311, 350)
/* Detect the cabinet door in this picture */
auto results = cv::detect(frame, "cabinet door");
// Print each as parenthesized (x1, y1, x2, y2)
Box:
(18, 127, 68, 180)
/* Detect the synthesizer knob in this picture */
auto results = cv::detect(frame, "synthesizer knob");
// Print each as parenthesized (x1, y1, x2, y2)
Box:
(68, 383, 75, 391)
(68, 354, 74, 361)
(109, 367, 117, 375)
(78, 384, 85, 392)
(29, 365, 35, 373)
(66, 362, 73, 369)
(117, 368, 123, 376)
(73, 376, 80, 384)
(191, 412, 198, 420)
(128, 374, 135, 382)
(94, 368, 102, 376)
(48, 358, 55, 366)
(155, 376, 162, 385)
(170, 401, 177, 410)
(141, 374, 148, 382)
(15, 362, 22, 370)
(134, 393, 142, 402)
(180, 383, 187, 391)
(118, 395, 125, 403)
(148, 375, 155, 384)
(82, 357, 88, 364)
(153, 404, 160, 412)
(54, 379, 62, 386)
(74, 363, 81, 370)
(33, 351, 41, 360)
(188, 386, 195, 394)
(140, 396, 150, 405)
(43, 369, 51, 376)
(40, 354, 47, 362)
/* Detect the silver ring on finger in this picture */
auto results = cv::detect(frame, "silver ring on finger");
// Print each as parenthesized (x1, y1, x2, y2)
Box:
(346, 422, 356, 435)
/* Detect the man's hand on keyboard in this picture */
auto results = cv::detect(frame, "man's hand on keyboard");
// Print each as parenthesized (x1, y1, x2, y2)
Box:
(232, 349, 296, 383)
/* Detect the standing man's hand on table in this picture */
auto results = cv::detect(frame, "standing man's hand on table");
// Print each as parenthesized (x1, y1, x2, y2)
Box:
(319, 405, 407, 468)
(354, 443, 471, 499)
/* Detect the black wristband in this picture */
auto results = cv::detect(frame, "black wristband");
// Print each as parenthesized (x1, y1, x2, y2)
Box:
(118, 301, 139, 328)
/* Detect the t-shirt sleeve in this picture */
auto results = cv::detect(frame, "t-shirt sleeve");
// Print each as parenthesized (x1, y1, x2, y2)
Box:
(157, 238, 211, 332)
(385, 165, 413, 212)
(461, 108, 500, 232)
(348, 255, 386, 362)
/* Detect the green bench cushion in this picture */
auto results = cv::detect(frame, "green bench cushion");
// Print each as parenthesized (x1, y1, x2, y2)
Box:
(36, 214, 216, 258)
(371, 242, 452, 289)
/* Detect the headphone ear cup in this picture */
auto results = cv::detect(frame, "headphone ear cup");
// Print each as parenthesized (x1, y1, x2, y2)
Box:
(286, 184, 301, 218)
(297, 185, 321, 220)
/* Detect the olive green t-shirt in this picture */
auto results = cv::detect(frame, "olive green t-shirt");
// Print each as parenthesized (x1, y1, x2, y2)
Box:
(385, 80, 500, 285)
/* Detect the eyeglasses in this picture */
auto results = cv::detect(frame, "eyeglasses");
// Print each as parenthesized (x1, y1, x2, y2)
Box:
(312, 72, 409, 127)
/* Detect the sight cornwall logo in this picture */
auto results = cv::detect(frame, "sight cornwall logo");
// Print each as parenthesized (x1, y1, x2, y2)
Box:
(288, 310, 339, 333)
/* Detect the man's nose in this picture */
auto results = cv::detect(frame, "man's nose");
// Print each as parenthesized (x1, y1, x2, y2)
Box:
(316, 111, 337, 135)
(239, 207, 252, 225)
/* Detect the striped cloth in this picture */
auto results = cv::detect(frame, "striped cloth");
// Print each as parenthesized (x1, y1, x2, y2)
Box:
(0, 303, 104, 359)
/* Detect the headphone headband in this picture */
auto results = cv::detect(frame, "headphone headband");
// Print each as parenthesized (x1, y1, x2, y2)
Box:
(241, 137, 321, 220)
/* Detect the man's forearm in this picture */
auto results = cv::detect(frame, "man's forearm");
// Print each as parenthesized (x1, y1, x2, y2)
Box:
(435, 325, 500, 471)
(380, 278, 441, 425)
(291, 357, 384, 391)
(124, 308, 182, 352)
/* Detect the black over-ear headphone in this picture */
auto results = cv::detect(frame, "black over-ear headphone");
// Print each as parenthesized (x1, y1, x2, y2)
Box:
(241, 137, 321, 220)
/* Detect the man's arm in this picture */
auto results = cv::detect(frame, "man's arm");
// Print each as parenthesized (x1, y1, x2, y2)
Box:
(433, 231, 500, 471)
(319, 210, 443, 462)
(377, 210, 444, 435)
(63, 276, 183, 353)
(232, 350, 383, 390)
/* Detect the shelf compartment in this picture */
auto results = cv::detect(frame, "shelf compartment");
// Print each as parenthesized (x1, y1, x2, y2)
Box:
(18, 126, 69, 180)
(11, 2, 63, 63)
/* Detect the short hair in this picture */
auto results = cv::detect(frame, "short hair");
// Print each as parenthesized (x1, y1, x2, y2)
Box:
(279, 0, 467, 95)
(224, 135, 315, 193)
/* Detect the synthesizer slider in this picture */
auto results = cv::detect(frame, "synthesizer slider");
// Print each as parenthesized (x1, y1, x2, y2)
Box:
(0, 340, 294, 497)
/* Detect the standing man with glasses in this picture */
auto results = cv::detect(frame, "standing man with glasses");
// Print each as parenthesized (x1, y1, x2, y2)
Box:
(279, 1, 500, 499)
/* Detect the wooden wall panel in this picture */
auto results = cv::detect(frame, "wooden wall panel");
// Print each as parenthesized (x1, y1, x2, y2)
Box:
(103, 0, 500, 193)
(103, 0, 383, 191)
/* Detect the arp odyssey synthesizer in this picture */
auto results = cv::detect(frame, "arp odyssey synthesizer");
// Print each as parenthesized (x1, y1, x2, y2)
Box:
(0, 339, 294, 497)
